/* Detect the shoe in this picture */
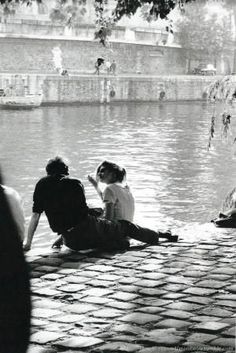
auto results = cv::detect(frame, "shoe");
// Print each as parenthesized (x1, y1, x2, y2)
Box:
(169, 235, 178, 242)
(158, 230, 172, 238)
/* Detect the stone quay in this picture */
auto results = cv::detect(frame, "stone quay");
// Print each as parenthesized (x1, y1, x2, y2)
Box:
(25, 227, 235, 353)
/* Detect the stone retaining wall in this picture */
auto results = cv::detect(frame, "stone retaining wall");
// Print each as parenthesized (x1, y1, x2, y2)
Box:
(0, 73, 219, 104)
(42, 75, 218, 104)
(0, 36, 186, 75)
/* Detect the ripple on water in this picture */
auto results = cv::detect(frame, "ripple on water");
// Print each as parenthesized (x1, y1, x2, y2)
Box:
(1, 101, 236, 247)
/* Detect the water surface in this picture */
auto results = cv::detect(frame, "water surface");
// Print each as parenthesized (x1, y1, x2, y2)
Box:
(1, 101, 236, 246)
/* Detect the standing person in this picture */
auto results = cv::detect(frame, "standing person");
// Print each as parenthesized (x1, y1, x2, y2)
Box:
(94, 57, 104, 75)
(110, 60, 116, 75)
(105, 60, 111, 74)
(24, 157, 178, 252)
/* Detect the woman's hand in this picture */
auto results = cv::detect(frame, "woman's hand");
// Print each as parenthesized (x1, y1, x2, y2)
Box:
(88, 175, 98, 188)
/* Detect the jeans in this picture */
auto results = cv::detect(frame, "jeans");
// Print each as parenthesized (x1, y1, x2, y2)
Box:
(62, 215, 159, 251)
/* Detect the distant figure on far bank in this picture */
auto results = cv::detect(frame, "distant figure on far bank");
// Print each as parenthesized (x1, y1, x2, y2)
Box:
(110, 60, 117, 75)
(105, 60, 111, 74)
(94, 57, 104, 75)
(61, 69, 69, 76)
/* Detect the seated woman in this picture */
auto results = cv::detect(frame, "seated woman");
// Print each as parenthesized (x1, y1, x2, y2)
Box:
(88, 161, 135, 222)
(88, 160, 178, 242)
(212, 187, 236, 227)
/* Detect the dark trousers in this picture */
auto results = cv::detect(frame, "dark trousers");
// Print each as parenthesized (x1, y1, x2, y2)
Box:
(62, 215, 159, 251)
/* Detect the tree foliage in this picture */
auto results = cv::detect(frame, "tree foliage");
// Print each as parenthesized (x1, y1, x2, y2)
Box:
(176, 2, 232, 63)
(206, 76, 236, 150)
(50, 0, 87, 27)
(0, 0, 196, 43)
(94, 0, 195, 44)
(0, 0, 234, 47)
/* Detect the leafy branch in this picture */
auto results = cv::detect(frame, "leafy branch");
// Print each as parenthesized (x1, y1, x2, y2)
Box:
(0, 0, 200, 45)
(94, 0, 195, 45)
(206, 77, 236, 150)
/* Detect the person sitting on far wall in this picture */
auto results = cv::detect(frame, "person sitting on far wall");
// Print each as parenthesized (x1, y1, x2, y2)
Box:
(24, 156, 178, 253)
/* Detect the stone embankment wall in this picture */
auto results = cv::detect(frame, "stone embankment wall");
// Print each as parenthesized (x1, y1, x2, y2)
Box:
(42, 75, 218, 104)
(0, 73, 220, 104)
(0, 36, 186, 75)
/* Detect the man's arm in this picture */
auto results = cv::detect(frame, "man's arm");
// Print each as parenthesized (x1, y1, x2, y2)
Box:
(23, 212, 41, 251)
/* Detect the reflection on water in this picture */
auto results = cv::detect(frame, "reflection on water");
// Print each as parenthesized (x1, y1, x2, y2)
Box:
(1, 101, 236, 242)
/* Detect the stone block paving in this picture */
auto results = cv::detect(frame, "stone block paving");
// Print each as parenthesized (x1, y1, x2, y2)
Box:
(25, 230, 236, 353)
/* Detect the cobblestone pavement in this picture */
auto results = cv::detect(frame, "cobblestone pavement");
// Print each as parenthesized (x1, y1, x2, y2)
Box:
(25, 229, 236, 353)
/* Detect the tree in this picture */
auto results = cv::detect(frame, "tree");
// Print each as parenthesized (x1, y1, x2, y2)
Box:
(0, 1, 234, 51)
(0, 0, 195, 44)
(50, 0, 87, 28)
(222, 0, 236, 73)
(176, 2, 232, 72)
(206, 76, 236, 150)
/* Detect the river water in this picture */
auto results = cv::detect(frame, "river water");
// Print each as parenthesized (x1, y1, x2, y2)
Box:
(1, 101, 236, 245)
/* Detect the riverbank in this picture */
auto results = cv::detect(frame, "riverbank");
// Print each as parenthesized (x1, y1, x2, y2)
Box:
(25, 227, 235, 353)
(0, 73, 222, 104)
(41, 74, 219, 104)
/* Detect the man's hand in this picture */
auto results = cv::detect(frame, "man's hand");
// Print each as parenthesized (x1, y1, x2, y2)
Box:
(23, 242, 31, 251)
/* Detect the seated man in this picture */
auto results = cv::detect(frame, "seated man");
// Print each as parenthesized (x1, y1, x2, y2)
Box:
(24, 157, 177, 252)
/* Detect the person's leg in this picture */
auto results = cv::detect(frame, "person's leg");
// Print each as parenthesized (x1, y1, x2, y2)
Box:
(118, 220, 178, 244)
(62, 217, 178, 252)
(62, 216, 130, 251)
(118, 220, 159, 244)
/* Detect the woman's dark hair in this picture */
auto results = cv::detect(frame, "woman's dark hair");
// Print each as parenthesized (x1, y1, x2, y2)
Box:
(97, 161, 126, 183)
(46, 156, 69, 176)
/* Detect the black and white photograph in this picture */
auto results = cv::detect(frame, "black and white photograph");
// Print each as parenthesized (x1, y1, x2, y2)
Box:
(0, 0, 235, 352)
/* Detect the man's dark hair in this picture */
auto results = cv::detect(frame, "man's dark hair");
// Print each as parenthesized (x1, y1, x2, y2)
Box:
(46, 157, 69, 176)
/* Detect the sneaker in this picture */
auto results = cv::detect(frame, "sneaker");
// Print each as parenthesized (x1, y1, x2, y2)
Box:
(169, 235, 178, 242)
(158, 231, 178, 242)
